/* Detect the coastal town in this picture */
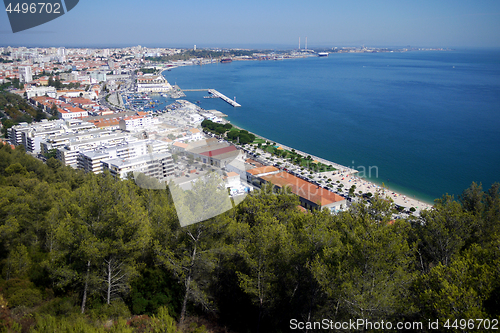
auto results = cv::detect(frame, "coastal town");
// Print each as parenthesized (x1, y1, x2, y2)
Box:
(1, 45, 432, 222)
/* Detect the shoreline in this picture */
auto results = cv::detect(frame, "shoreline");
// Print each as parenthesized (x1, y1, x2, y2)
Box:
(161, 67, 435, 212)
(228, 122, 434, 212)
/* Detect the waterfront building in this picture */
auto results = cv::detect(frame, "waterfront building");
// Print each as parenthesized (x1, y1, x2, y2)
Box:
(224, 154, 257, 181)
(246, 166, 281, 186)
(186, 141, 239, 168)
(259, 171, 347, 212)
(137, 74, 172, 92)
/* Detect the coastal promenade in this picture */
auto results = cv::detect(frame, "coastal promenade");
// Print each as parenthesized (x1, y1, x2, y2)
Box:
(230, 124, 357, 174)
(229, 124, 433, 215)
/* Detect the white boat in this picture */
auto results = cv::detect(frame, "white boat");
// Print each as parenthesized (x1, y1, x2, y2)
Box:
(318, 52, 329, 57)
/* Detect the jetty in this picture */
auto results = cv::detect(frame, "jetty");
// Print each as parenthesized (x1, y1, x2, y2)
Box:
(208, 89, 241, 107)
(181, 88, 241, 107)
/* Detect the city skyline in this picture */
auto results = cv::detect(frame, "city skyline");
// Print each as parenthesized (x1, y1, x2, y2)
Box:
(1, 0, 500, 49)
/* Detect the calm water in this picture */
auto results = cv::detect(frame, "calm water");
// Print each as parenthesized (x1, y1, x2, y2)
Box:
(162, 49, 500, 203)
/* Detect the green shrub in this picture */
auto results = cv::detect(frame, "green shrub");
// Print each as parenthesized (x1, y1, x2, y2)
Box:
(8, 288, 42, 308)
(89, 301, 131, 322)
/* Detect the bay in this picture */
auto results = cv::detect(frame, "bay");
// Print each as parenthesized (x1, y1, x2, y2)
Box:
(162, 49, 500, 203)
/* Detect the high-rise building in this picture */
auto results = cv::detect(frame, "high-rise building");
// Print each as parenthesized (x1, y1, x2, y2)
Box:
(57, 47, 66, 62)
(18, 66, 32, 83)
(57, 47, 66, 57)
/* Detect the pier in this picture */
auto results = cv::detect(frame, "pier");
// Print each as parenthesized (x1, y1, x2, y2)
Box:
(208, 89, 241, 107)
(181, 89, 241, 107)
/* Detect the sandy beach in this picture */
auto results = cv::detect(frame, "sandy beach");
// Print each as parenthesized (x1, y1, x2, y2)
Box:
(235, 131, 433, 216)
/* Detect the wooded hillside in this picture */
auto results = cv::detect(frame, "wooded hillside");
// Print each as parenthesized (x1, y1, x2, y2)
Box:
(0, 144, 498, 332)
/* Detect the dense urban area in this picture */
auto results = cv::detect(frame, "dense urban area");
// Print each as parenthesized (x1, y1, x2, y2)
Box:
(0, 45, 498, 332)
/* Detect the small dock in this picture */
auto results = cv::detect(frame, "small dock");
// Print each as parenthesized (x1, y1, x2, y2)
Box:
(208, 89, 241, 107)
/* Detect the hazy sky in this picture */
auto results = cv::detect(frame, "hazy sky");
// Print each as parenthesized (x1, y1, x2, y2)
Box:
(1, 0, 500, 48)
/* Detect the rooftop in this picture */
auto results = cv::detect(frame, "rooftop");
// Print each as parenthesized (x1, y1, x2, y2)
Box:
(260, 171, 345, 207)
(247, 165, 279, 176)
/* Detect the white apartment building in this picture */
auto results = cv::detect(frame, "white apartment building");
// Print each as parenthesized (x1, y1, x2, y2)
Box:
(25, 86, 57, 99)
(8, 119, 96, 153)
(53, 133, 136, 168)
(118, 115, 159, 131)
(77, 151, 111, 174)
(102, 153, 175, 181)
(40, 128, 114, 154)
(77, 139, 168, 174)
(58, 106, 89, 120)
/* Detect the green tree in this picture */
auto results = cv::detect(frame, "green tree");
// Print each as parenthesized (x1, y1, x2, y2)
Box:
(50, 103, 59, 116)
(460, 181, 484, 215)
(349, 184, 356, 197)
(154, 217, 227, 325)
(2, 244, 31, 280)
(412, 195, 474, 272)
(413, 245, 496, 322)
(235, 218, 291, 332)
(48, 173, 151, 313)
(311, 207, 415, 322)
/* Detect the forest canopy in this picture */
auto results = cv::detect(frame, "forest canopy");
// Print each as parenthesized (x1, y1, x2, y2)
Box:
(0, 143, 499, 332)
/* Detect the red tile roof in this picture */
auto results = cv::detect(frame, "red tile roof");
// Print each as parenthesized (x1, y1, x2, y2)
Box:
(260, 171, 345, 206)
(200, 145, 237, 157)
(247, 165, 279, 175)
(173, 142, 189, 149)
(88, 118, 120, 128)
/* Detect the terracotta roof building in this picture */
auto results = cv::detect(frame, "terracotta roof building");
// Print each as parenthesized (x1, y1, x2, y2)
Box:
(259, 171, 347, 212)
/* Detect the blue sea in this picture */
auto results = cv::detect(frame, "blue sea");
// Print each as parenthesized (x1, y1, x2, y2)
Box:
(162, 49, 500, 203)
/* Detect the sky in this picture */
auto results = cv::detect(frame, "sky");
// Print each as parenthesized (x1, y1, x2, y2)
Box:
(1, 0, 500, 49)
